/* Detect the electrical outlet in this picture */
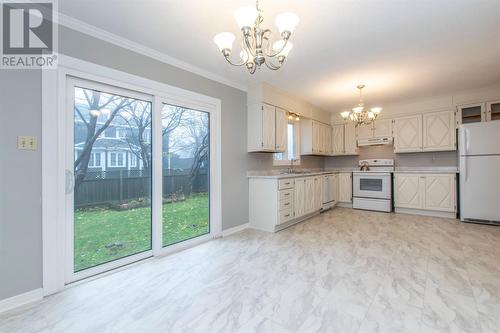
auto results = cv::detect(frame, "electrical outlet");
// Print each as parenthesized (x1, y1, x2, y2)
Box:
(17, 136, 38, 151)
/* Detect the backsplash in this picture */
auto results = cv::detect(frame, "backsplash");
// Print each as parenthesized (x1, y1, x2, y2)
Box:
(247, 153, 325, 171)
(324, 145, 458, 169)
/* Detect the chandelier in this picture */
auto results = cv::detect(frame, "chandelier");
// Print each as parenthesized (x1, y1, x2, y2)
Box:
(340, 85, 382, 126)
(213, 0, 299, 74)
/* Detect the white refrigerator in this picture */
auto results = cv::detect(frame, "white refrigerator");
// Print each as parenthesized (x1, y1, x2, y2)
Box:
(459, 121, 500, 224)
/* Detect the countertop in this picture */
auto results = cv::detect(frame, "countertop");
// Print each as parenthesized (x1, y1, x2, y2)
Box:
(248, 166, 458, 179)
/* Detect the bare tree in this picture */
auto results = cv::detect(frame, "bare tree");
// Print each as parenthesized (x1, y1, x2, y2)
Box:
(74, 89, 133, 191)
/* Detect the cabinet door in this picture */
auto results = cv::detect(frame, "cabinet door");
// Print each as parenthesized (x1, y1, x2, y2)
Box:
(294, 178, 306, 218)
(424, 174, 456, 212)
(314, 176, 323, 210)
(332, 125, 345, 155)
(393, 115, 422, 153)
(261, 104, 276, 150)
(305, 177, 315, 213)
(423, 111, 456, 152)
(338, 173, 352, 203)
(373, 119, 393, 138)
(311, 121, 320, 154)
(344, 124, 358, 155)
(331, 174, 338, 204)
(486, 100, 500, 122)
(357, 123, 373, 140)
(457, 103, 486, 124)
(325, 127, 332, 155)
(275, 107, 287, 152)
(394, 174, 423, 209)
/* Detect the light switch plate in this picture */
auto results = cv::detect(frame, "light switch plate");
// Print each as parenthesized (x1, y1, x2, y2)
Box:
(17, 136, 38, 151)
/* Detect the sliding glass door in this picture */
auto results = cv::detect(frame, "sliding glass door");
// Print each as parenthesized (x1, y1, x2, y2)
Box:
(161, 104, 210, 247)
(65, 76, 217, 283)
(68, 77, 153, 280)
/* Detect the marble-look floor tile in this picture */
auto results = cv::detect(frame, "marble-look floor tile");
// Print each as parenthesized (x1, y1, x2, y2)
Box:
(1, 208, 500, 332)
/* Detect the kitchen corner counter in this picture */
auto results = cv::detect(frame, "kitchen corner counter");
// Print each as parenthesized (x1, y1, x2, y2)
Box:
(247, 169, 355, 179)
(394, 167, 459, 174)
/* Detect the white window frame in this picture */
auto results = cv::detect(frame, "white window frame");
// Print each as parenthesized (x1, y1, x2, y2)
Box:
(42, 54, 222, 295)
(107, 151, 126, 167)
(129, 153, 137, 167)
(273, 120, 301, 166)
(88, 152, 102, 167)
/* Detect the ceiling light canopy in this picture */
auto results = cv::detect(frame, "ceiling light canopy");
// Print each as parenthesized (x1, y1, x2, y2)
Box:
(340, 85, 382, 126)
(213, 0, 299, 74)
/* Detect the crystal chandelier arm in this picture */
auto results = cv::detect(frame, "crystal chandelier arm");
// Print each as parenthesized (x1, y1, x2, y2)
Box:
(264, 59, 282, 71)
(264, 37, 289, 58)
(243, 33, 257, 57)
(223, 54, 248, 67)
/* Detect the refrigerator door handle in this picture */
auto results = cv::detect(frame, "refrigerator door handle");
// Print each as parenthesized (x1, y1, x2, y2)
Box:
(464, 156, 468, 182)
(465, 128, 470, 155)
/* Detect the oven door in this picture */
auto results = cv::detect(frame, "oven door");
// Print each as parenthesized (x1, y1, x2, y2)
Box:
(353, 173, 391, 199)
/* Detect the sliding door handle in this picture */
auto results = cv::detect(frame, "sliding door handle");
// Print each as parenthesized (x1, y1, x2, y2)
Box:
(65, 169, 75, 194)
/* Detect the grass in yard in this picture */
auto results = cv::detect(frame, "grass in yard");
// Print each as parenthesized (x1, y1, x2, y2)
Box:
(74, 194, 209, 272)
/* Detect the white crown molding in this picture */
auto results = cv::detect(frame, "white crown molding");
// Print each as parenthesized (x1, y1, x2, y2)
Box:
(0, 289, 43, 314)
(57, 12, 247, 92)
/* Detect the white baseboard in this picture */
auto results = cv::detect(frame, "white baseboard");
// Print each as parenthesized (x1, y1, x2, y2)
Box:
(0, 289, 43, 314)
(222, 223, 249, 237)
(337, 202, 353, 208)
(395, 208, 457, 219)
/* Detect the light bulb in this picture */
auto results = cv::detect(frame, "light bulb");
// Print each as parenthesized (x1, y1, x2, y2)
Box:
(275, 12, 299, 34)
(340, 111, 350, 119)
(213, 32, 235, 52)
(368, 111, 375, 119)
(273, 40, 293, 57)
(295, 115, 300, 121)
(234, 6, 258, 29)
(371, 107, 382, 114)
(288, 114, 293, 120)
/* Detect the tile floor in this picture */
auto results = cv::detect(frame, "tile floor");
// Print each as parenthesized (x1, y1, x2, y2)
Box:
(1, 208, 500, 333)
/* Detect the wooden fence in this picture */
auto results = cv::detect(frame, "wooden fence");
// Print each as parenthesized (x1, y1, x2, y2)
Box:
(75, 170, 208, 208)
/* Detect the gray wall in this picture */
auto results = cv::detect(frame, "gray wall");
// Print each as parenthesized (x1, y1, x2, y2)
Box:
(0, 25, 261, 301)
(324, 144, 458, 169)
(0, 71, 43, 300)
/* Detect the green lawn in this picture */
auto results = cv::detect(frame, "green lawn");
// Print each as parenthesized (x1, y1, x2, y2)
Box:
(74, 194, 209, 272)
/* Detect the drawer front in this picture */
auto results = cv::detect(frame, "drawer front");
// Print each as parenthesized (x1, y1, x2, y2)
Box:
(279, 188, 294, 201)
(279, 208, 294, 224)
(279, 197, 294, 211)
(278, 179, 294, 190)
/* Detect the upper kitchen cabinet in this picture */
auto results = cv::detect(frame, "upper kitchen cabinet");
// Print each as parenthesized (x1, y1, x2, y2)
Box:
(301, 119, 332, 155)
(486, 100, 500, 121)
(423, 111, 456, 151)
(247, 103, 287, 153)
(457, 100, 500, 124)
(393, 115, 423, 153)
(357, 118, 393, 140)
(330, 123, 358, 156)
(457, 103, 485, 124)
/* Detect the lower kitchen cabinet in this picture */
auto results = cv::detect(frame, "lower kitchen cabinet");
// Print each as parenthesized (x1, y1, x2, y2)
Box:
(338, 172, 352, 204)
(249, 174, 335, 232)
(394, 173, 457, 217)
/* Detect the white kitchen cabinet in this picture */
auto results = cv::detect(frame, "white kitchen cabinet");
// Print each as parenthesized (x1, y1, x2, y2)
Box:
(294, 178, 306, 218)
(344, 124, 358, 155)
(394, 174, 423, 209)
(486, 100, 500, 122)
(373, 119, 393, 138)
(247, 103, 287, 153)
(305, 177, 315, 213)
(423, 111, 456, 152)
(338, 173, 352, 203)
(457, 100, 500, 124)
(275, 107, 288, 152)
(314, 176, 323, 211)
(331, 125, 344, 155)
(394, 173, 457, 217)
(301, 119, 332, 155)
(393, 115, 423, 153)
(357, 123, 373, 140)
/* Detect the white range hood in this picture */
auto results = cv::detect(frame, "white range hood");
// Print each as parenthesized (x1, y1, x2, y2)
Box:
(357, 137, 393, 146)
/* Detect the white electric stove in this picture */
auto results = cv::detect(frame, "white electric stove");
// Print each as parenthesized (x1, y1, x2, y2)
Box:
(352, 159, 394, 212)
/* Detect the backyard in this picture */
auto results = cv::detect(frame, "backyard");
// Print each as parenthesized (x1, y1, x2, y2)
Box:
(74, 193, 209, 272)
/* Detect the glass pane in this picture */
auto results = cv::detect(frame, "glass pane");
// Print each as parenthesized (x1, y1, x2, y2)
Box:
(461, 106, 482, 123)
(360, 178, 383, 191)
(491, 103, 500, 121)
(73, 86, 152, 272)
(162, 104, 210, 247)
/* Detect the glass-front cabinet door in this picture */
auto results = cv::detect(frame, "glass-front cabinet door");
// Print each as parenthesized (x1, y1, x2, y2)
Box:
(487, 100, 500, 122)
(457, 103, 485, 124)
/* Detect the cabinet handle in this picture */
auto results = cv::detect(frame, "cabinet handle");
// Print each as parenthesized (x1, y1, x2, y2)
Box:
(284, 193, 290, 196)
(285, 214, 290, 217)
(284, 202, 290, 206)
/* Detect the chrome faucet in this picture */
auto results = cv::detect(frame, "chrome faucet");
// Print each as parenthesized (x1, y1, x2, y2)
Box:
(289, 158, 298, 173)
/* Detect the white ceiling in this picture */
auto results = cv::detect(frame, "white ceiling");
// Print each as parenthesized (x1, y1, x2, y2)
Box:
(59, 0, 500, 112)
